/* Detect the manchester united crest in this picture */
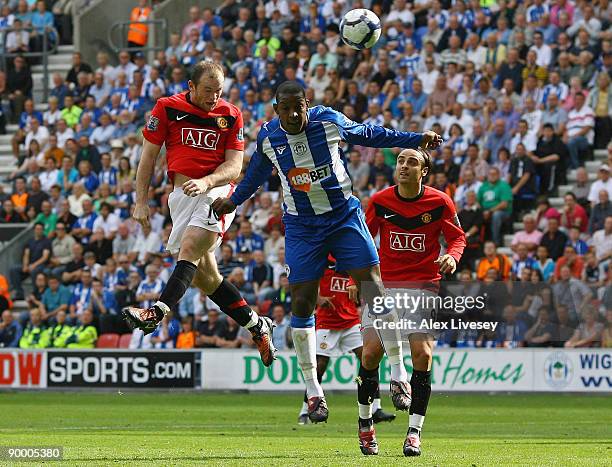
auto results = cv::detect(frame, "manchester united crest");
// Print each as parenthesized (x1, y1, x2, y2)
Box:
(320, 342, 328, 350)
(421, 212, 432, 223)
(216, 117, 229, 129)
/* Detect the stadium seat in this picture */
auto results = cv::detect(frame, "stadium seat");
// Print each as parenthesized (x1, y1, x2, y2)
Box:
(118, 334, 132, 349)
(96, 333, 120, 348)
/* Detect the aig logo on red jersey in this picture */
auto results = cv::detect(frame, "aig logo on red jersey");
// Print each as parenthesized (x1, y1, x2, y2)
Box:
(389, 231, 425, 252)
(330, 277, 349, 293)
(181, 128, 220, 150)
(288, 164, 332, 192)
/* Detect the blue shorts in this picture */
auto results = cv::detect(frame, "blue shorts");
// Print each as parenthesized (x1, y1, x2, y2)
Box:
(284, 197, 379, 284)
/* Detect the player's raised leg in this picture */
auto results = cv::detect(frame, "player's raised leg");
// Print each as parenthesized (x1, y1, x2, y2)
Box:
(192, 246, 276, 366)
(298, 354, 329, 425)
(291, 279, 328, 422)
(353, 344, 395, 424)
(403, 333, 434, 457)
(349, 264, 412, 412)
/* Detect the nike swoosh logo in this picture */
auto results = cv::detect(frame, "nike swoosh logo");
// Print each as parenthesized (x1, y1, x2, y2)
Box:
(177, 114, 188, 121)
(384, 214, 396, 219)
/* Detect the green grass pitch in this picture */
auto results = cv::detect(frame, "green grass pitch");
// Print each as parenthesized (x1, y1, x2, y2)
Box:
(1, 392, 610, 466)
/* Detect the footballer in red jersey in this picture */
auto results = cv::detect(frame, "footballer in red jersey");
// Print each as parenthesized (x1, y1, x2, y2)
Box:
(359, 148, 466, 457)
(296, 257, 396, 444)
(122, 61, 275, 367)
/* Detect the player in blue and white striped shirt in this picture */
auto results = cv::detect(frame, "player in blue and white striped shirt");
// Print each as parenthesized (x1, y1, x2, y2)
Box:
(213, 81, 442, 424)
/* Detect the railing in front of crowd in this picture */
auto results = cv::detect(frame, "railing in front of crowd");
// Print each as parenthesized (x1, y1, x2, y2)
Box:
(0, 25, 60, 102)
(0, 223, 33, 278)
(107, 19, 168, 55)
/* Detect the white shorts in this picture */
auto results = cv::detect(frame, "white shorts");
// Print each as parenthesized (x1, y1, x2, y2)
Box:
(166, 183, 236, 255)
(361, 288, 439, 338)
(316, 324, 362, 357)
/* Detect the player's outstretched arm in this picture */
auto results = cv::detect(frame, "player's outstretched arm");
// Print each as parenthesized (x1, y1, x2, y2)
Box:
(133, 139, 162, 228)
(325, 107, 443, 150)
(182, 149, 243, 197)
(211, 147, 274, 217)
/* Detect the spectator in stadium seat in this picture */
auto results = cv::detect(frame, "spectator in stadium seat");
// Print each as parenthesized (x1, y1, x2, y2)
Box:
(540, 215, 568, 261)
(195, 309, 226, 348)
(589, 191, 612, 234)
(89, 277, 117, 320)
(235, 220, 264, 254)
(457, 190, 484, 271)
(602, 310, 612, 348)
(565, 92, 595, 169)
(588, 72, 612, 149)
(0, 309, 21, 348)
(33, 200, 56, 237)
(554, 245, 585, 281)
(227, 267, 256, 305)
(246, 250, 274, 303)
(552, 304, 575, 347)
(533, 245, 555, 282)
(40, 274, 70, 323)
(86, 229, 113, 265)
(588, 165, 612, 206)
(510, 244, 537, 280)
(477, 167, 513, 246)
(60, 95, 82, 129)
(58, 243, 83, 287)
(509, 142, 537, 219)
(59, 308, 97, 348)
(532, 124, 564, 194)
(25, 176, 48, 218)
(215, 317, 242, 348)
(497, 305, 528, 348)
(561, 192, 589, 233)
(112, 224, 136, 260)
(0, 199, 24, 223)
(133, 223, 162, 265)
(525, 307, 555, 347)
(19, 309, 48, 348)
(566, 226, 589, 256)
(176, 316, 196, 349)
(9, 222, 51, 300)
(67, 265, 93, 319)
(71, 197, 97, 244)
(477, 241, 511, 281)
(565, 306, 603, 348)
(553, 265, 592, 320)
(511, 214, 543, 256)
(89, 113, 116, 155)
(48, 220, 75, 273)
(5, 18, 29, 56)
(49, 73, 70, 110)
(270, 303, 290, 350)
(591, 216, 612, 264)
(136, 264, 164, 311)
(65, 52, 92, 86)
(217, 244, 243, 279)
(6, 56, 32, 122)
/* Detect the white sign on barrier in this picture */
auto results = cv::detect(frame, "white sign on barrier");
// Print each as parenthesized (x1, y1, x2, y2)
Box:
(200, 348, 612, 392)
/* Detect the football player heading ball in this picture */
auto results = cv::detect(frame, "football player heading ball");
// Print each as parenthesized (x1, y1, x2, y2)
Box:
(212, 81, 443, 426)
(122, 61, 276, 367)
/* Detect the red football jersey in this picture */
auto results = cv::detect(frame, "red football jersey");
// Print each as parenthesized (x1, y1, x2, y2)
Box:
(142, 93, 244, 181)
(366, 185, 466, 283)
(316, 266, 361, 331)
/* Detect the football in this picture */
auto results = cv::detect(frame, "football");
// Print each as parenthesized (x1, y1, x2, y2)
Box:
(340, 8, 382, 50)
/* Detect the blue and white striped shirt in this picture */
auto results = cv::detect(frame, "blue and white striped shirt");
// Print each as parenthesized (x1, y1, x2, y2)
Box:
(231, 106, 422, 217)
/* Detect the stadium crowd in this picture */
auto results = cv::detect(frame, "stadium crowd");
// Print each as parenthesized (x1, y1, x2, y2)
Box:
(0, 0, 611, 351)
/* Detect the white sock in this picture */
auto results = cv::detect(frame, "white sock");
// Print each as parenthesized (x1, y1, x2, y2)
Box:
(153, 301, 170, 315)
(372, 398, 381, 412)
(292, 327, 323, 397)
(409, 414, 425, 432)
(244, 310, 259, 329)
(386, 340, 408, 382)
(358, 403, 373, 419)
(299, 401, 308, 416)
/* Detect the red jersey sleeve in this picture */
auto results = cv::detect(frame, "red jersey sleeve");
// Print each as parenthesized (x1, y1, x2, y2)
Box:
(225, 110, 244, 151)
(441, 193, 467, 263)
(365, 195, 381, 238)
(142, 99, 169, 146)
